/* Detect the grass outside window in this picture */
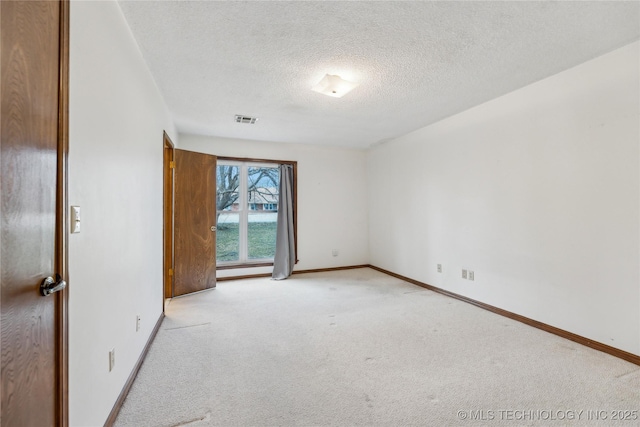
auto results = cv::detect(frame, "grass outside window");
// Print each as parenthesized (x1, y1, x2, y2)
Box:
(217, 222, 277, 262)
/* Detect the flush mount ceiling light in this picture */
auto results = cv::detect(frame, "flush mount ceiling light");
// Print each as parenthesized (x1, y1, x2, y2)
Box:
(235, 114, 258, 124)
(311, 74, 359, 98)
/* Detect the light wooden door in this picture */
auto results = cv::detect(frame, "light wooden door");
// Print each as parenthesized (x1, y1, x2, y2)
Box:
(1, 1, 68, 425)
(173, 149, 217, 296)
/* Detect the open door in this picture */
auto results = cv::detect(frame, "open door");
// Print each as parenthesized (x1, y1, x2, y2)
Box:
(1, 0, 69, 424)
(173, 149, 217, 296)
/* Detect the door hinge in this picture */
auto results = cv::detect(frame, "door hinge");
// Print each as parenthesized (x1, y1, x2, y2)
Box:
(168, 268, 174, 276)
(169, 161, 175, 169)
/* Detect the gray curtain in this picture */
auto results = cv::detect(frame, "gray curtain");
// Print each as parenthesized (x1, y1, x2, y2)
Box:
(272, 164, 295, 280)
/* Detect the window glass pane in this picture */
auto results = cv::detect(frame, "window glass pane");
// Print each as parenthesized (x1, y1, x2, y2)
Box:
(248, 166, 279, 192)
(216, 165, 240, 211)
(248, 211, 278, 260)
(247, 166, 279, 216)
(247, 166, 279, 260)
(216, 212, 239, 262)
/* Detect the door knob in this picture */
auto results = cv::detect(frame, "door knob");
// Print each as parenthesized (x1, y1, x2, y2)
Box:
(211, 226, 216, 232)
(41, 274, 66, 296)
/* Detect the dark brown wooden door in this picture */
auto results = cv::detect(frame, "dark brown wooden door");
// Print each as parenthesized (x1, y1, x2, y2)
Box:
(173, 149, 217, 296)
(1, 1, 68, 425)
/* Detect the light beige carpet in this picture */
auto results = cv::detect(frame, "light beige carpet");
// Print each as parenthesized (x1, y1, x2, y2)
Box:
(114, 268, 639, 426)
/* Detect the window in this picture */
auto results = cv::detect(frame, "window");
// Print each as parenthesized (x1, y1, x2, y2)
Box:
(216, 159, 294, 266)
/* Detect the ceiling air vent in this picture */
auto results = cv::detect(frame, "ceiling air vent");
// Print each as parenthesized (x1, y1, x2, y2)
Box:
(234, 115, 258, 124)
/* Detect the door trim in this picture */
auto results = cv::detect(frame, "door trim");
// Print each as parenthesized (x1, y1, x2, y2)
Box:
(163, 132, 175, 301)
(56, 1, 70, 425)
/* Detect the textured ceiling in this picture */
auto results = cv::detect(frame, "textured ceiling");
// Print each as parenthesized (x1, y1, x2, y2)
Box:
(117, 1, 640, 149)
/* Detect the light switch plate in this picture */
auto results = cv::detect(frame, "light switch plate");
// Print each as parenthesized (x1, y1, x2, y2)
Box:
(70, 206, 81, 233)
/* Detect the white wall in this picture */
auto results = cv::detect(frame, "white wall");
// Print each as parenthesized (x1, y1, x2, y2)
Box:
(368, 41, 640, 356)
(69, 1, 176, 425)
(178, 135, 369, 278)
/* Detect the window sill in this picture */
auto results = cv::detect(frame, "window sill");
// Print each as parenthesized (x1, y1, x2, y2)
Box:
(216, 262, 274, 270)
(216, 259, 299, 270)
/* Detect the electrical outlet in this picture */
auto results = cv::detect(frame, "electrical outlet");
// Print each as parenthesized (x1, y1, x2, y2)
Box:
(462, 269, 468, 279)
(109, 348, 115, 372)
(469, 271, 475, 281)
(136, 315, 141, 332)
(332, 249, 339, 257)
(437, 264, 442, 273)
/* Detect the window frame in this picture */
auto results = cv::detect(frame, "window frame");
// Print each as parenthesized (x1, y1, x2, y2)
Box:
(216, 156, 297, 270)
